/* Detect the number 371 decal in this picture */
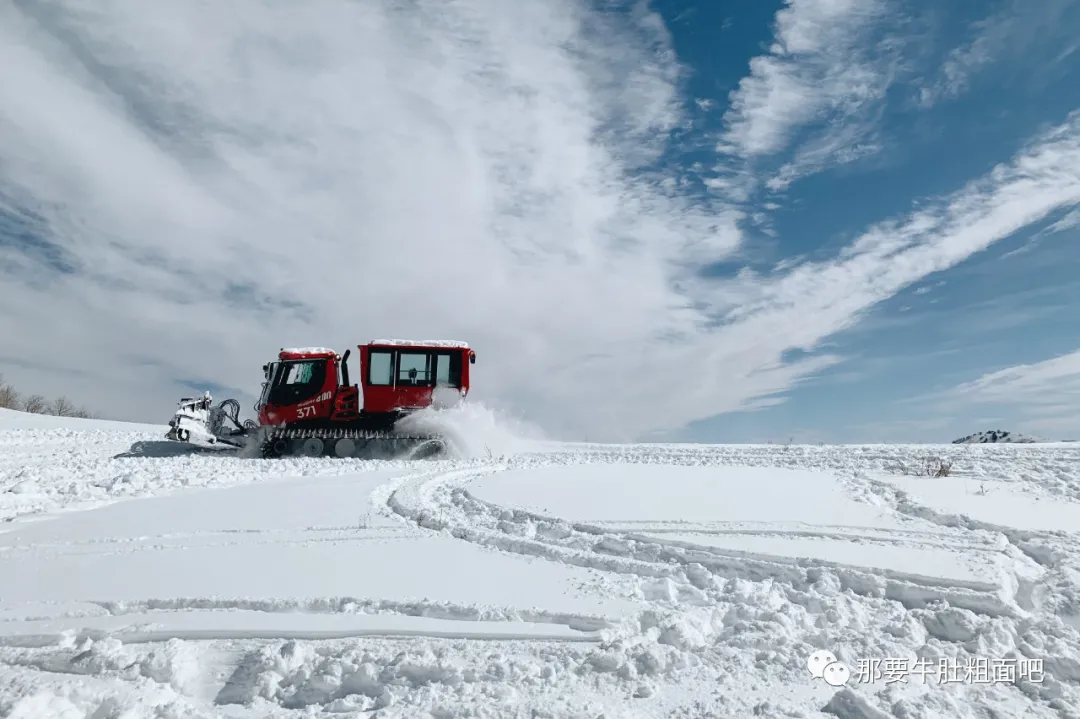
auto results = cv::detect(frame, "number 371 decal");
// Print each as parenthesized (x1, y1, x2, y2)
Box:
(296, 392, 333, 419)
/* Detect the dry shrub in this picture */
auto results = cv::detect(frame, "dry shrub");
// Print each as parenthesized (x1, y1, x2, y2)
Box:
(0, 374, 96, 417)
(49, 396, 76, 417)
(22, 394, 47, 414)
(922, 456, 953, 477)
(886, 456, 953, 477)
(0, 375, 19, 409)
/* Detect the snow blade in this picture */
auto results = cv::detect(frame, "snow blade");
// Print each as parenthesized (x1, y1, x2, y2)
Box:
(165, 392, 250, 451)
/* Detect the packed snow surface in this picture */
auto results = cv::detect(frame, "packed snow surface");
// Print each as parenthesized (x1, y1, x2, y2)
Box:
(2, 410, 1080, 717)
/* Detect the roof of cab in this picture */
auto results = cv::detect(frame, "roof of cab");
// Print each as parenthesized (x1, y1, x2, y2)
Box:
(278, 347, 337, 360)
(367, 339, 470, 349)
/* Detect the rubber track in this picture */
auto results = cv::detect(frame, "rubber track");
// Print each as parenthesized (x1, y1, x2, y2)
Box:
(259, 427, 444, 459)
(263, 428, 436, 441)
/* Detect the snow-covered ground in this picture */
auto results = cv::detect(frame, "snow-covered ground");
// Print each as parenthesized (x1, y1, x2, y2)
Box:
(2, 408, 1080, 717)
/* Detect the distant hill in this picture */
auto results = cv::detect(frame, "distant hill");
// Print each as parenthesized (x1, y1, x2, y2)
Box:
(952, 429, 1042, 444)
(0, 407, 163, 432)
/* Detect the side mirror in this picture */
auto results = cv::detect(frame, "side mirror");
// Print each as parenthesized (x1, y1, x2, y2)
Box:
(469, 351, 476, 365)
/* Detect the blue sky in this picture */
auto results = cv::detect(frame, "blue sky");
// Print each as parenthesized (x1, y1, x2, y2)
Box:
(663, 0, 1080, 442)
(1, 0, 1079, 443)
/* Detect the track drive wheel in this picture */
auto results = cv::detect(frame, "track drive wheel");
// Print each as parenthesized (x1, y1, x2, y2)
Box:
(333, 438, 356, 457)
(261, 434, 290, 459)
(297, 438, 325, 457)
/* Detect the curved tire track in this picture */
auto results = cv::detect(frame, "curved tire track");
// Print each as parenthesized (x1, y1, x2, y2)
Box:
(385, 456, 1026, 619)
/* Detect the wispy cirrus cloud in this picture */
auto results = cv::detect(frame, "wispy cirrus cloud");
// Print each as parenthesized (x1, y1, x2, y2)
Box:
(1047, 208, 1080, 235)
(950, 350, 1080, 406)
(699, 109, 1080, 345)
(718, 0, 903, 191)
(1000, 207, 1080, 258)
(918, 0, 1080, 108)
(623, 110, 1080, 438)
(940, 349, 1080, 438)
(764, 120, 885, 192)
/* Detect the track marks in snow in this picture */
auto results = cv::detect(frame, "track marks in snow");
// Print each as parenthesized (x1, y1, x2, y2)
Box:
(5, 427, 1080, 716)
(0, 634, 664, 718)
(0, 526, 425, 560)
(851, 472, 1080, 623)
(1, 595, 614, 631)
(381, 451, 1080, 715)
(0, 594, 617, 654)
(97, 597, 614, 636)
(387, 463, 1025, 619)
(0, 428, 481, 523)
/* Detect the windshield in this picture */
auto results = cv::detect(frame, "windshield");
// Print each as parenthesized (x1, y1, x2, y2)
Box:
(257, 361, 279, 408)
(266, 360, 327, 406)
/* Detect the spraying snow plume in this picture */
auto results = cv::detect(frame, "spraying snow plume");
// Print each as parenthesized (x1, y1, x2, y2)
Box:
(395, 401, 549, 459)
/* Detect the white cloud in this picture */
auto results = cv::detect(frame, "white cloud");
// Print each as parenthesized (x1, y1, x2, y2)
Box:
(719, 0, 898, 189)
(0, 0, 712, 439)
(570, 103, 1080, 435)
(941, 350, 1080, 438)
(1046, 207, 1080, 235)
(765, 125, 884, 192)
(919, 20, 1001, 107)
(2, 2, 1080, 442)
(949, 350, 1080, 408)
(847, 416, 957, 442)
(999, 206, 1080, 258)
(699, 109, 1080, 339)
(918, 0, 1080, 108)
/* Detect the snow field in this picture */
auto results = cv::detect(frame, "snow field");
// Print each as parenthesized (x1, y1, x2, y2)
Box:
(1, 409, 1080, 717)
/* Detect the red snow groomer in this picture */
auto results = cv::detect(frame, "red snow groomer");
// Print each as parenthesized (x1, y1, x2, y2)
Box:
(166, 339, 476, 459)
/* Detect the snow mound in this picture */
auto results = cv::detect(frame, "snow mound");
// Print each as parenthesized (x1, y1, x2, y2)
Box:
(952, 429, 1043, 444)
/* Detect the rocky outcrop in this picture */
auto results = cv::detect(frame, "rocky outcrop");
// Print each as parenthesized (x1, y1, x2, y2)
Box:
(952, 429, 1041, 444)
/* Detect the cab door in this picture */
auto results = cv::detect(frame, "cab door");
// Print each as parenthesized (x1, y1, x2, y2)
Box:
(362, 348, 398, 414)
(392, 350, 436, 409)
